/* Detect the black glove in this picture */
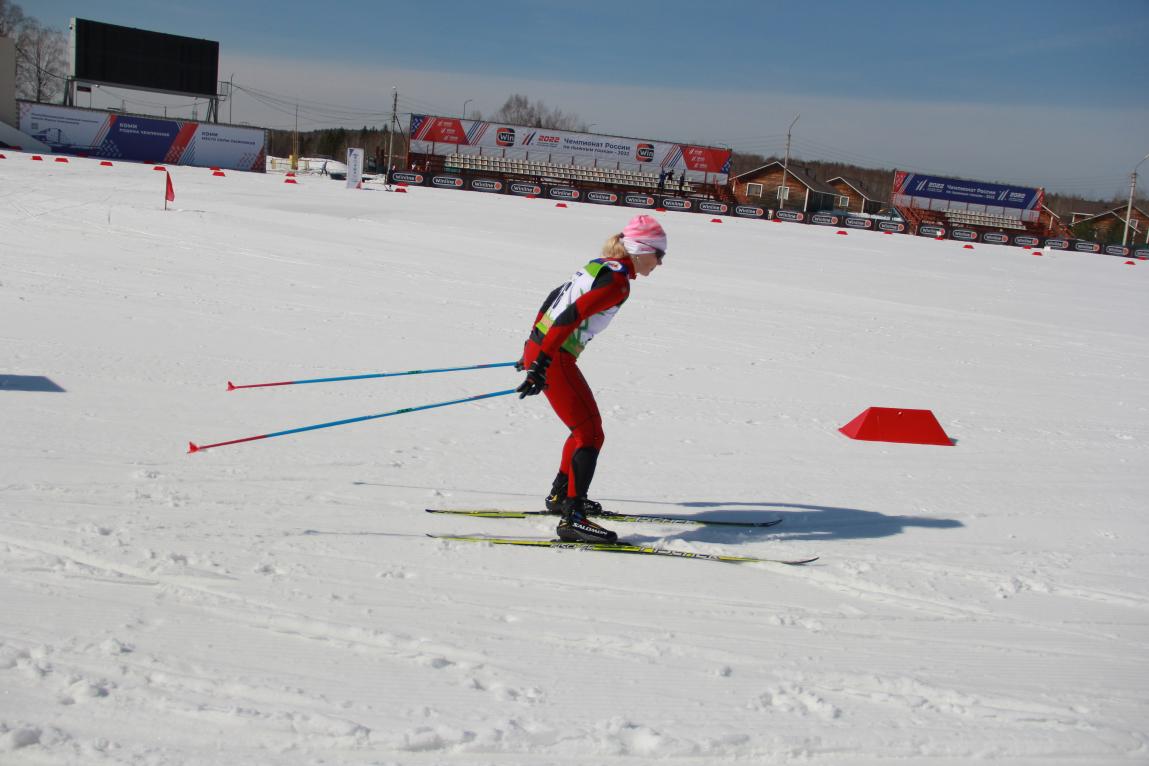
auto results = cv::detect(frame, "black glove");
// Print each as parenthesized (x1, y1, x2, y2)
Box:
(516, 352, 551, 399)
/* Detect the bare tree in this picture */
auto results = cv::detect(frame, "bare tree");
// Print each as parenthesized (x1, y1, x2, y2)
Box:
(15, 18, 66, 102)
(490, 94, 586, 131)
(0, 0, 26, 37)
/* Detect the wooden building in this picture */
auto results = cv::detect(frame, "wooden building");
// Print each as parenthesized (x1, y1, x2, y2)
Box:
(1069, 204, 1149, 244)
(731, 161, 838, 212)
(824, 176, 884, 214)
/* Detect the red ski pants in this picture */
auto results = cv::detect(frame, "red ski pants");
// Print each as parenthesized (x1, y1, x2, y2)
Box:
(523, 341, 604, 497)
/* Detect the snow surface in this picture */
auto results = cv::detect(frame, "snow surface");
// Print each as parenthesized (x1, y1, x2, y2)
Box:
(1, 154, 1147, 765)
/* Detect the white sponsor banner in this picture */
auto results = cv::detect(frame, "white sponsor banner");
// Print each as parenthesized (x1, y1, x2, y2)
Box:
(18, 102, 266, 171)
(346, 147, 364, 189)
(409, 115, 731, 183)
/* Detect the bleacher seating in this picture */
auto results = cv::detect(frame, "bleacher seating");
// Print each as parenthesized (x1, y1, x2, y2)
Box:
(441, 153, 692, 194)
(944, 210, 1027, 231)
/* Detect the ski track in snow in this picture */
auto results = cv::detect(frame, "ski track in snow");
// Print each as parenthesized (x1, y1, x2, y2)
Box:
(1, 155, 1147, 764)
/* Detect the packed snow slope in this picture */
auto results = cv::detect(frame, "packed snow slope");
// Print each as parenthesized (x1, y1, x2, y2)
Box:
(1, 155, 1147, 765)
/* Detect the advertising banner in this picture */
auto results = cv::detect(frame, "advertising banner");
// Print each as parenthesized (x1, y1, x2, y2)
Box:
(409, 114, 731, 182)
(656, 197, 693, 212)
(734, 205, 767, 219)
(775, 209, 806, 223)
(877, 220, 906, 233)
(469, 178, 504, 193)
(696, 200, 729, 216)
(509, 181, 542, 197)
(1042, 238, 1070, 250)
(431, 175, 464, 189)
(1133, 248, 1149, 260)
(346, 148, 364, 189)
(18, 102, 265, 171)
(1013, 234, 1040, 248)
(951, 229, 978, 241)
(845, 216, 873, 229)
(892, 170, 1042, 219)
(585, 190, 619, 205)
(981, 232, 1010, 245)
(1073, 241, 1101, 253)
(623, 193, 656, 209)
(811, 212, 842, 226)
(391, 171, 425, 185)
(1104, 245, 1130, 257)
(547, 187, 580, 201)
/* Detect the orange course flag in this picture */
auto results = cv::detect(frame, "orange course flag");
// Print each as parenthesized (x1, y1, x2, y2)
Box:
(165, 171, 175, 203)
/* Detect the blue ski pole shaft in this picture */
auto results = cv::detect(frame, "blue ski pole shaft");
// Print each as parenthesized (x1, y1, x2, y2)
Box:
(189, 388, 518, 453)
(227, 361, 518, 391)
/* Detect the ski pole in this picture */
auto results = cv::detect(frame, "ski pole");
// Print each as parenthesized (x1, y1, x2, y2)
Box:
(227, 361, 518, 391)
(188, 388, 518, 453)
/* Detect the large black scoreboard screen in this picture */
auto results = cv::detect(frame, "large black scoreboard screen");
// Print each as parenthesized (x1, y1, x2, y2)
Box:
(72, 18, 219, 98)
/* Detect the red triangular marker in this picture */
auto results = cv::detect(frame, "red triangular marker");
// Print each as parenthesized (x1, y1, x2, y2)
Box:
(165, 171, 175, 207)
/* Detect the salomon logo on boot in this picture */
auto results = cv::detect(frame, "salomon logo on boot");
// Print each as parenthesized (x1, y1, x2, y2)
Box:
(556, 498, 617, 543)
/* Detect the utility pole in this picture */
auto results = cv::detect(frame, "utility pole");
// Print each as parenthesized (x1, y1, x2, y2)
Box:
(291, 102, 299, 171)
(1123, 152, 1149, 247)
(779, 113, 799, 210)
(386, 88, 398, 177)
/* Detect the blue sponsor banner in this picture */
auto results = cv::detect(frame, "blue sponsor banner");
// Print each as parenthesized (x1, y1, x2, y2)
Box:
(877, 220, 906, 233)
(951, 229, 978, 241)
(918, 224, 946, 238)
(981, 231, 1010, 245)
(811, 211, 842, 226)
(845, 216, 873, 229)
(1042, 238, 1070, 250)
(1012, 234, 1040, 248)
(1073, 240, 1101, 253)
(894, 171, 1041, 211)
(774, 209, 805, 223)
(1104, 244, 1130, 257)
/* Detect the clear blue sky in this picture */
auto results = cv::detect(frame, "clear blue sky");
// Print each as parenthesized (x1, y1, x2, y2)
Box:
(18, 0, 1149, 197)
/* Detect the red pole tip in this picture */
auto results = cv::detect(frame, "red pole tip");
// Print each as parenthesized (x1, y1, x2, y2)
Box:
(227, 381, 236, 391)
(188, 442, 200, 454)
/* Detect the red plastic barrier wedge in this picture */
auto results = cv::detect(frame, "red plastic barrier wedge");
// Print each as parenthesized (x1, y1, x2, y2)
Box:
(153, 166, 166, 171)
(1126, 260, 1136, 265)
(711, 218, 723, 223)
(54, 156, 69, 163)
(100, 160, 113, 166)
(963, 244, 974, 249)
(839, 407, 952, 446)
(31, 155, 43, 161)
(655, 207, 667, 212)
(284, 178, 298, 184)
(212, 171, 225, 177)
(394, 187, 407, 193)
(555, 202, 567, 208)
(0, 153, 6, 160)
(836, 230, 848, 235)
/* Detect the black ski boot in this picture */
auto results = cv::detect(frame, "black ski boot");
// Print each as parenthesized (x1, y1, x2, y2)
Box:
(545, 473, 568, 513)
(556, 497, 618, 544)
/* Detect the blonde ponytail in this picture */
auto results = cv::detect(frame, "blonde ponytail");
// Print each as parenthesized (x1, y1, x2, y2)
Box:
(601, 233, 629, 260)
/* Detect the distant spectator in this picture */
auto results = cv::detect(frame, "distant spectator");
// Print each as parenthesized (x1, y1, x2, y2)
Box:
(657, 170, 666, 192)
(679, 170, 687, 188)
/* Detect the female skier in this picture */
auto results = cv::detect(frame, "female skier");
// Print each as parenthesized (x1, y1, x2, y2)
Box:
(516, 213, 667, 543)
